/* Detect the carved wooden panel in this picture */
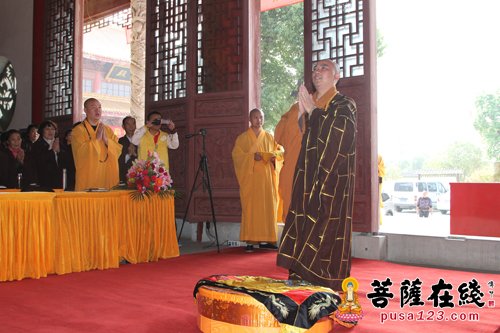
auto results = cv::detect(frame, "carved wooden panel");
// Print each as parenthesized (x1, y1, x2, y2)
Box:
(196, 0, 243, 94)
(195, 98, 244, 118)
(194, 196, 241, 217)
(306, 0, 377, 232)
(146, 0, 257, 223)
(148, 0, 188, 101)
(44, 0, 76, 119)
(190, 125, 241, 190)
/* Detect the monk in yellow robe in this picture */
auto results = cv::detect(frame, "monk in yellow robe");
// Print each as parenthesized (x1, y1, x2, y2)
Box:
(274, 88, 339, 223)
(232, 108, 283, 252)
(378, 154, 386, 225)
(72, 98, 122, 191)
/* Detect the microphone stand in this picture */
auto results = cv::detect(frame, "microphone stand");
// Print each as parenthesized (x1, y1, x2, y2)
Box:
(178, 129, 220, 252)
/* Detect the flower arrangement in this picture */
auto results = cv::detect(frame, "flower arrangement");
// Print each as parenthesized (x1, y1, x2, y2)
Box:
(126, 151, 174, 200)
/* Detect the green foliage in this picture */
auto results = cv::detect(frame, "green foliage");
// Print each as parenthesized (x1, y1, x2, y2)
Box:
(468, 163, 495, 182)
(385, 141, 489, 182)
(423, 141, 484, 180)
(376, 29, 387, 58)
(261, 5, 388, 131)
(473, 91, 500, 161)
(261, 4, 304, 131)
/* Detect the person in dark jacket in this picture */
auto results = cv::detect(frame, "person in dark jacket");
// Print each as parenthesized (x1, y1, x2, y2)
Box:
(0, 129, 26, 188)
(29, 120, 66, 189)
(118, 116, 138, 183)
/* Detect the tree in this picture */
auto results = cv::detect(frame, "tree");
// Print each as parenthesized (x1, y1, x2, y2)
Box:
(473, 91, 500, 161)
(261, 4, 304, 131)
(261, 5, 388, 131)
(440, 142, 484, 180)
(376, 29, 387, 58)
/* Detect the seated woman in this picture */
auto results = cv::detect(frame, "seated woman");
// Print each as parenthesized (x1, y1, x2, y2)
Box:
(29, 120, 66, 189)
(0, 129, 26, 188)
(22, 123, 39, 154)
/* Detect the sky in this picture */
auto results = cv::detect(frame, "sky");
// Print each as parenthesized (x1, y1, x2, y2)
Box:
(376, 0, 500, 162)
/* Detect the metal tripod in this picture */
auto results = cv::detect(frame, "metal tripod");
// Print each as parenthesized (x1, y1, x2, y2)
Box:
(177, 129, 220, 252)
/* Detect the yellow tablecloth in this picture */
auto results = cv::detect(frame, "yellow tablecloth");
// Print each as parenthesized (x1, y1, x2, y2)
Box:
(0, 191, 179, 282)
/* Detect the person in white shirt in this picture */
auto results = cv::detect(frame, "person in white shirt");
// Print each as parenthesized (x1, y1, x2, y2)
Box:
(131, 111, 179, 171)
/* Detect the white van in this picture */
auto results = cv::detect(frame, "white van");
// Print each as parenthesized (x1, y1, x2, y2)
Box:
(389, 180, 448, 212)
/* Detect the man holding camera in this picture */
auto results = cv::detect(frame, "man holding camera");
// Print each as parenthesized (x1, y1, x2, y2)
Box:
(131, 111, 179, 171)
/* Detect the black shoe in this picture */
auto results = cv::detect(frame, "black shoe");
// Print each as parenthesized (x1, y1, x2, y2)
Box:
(288, 271, 302, 280)
(119, 259, 130, 265)
(259, 243, 278, 250)
(245, 245, 254, 253)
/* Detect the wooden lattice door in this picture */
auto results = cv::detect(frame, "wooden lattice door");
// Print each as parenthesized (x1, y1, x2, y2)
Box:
(36, 0, 82, 131)
(146, 0, 260, 223)
(304, 0, 378, 232)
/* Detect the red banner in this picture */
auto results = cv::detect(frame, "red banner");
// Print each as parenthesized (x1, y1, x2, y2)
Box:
(261, 0, 303, 12)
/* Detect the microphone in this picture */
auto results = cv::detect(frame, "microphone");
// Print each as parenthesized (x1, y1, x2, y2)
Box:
(185, 128, 207, 139)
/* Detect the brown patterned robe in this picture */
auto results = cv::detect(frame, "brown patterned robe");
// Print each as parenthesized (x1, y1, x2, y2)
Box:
(277, 92, 357, 291)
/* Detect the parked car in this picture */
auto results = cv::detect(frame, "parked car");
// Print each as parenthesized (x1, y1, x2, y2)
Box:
(389, 180, 448, 212)
(437, 191, 450, 214)
(381, 192, 394, 216)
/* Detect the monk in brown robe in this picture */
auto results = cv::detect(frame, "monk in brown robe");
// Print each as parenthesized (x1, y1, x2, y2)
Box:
(274, 87, 339, 222)
(277, 60, 357, 290)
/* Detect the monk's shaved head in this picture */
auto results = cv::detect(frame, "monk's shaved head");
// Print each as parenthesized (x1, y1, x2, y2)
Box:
(249, 108, 264, 118)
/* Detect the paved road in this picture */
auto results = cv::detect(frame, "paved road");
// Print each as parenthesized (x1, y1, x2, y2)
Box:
(378, 209, 451, 237)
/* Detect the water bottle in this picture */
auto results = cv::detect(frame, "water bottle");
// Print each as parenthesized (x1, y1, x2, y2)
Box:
(62, 168, 67, 190)
(17, 173, 22, 189)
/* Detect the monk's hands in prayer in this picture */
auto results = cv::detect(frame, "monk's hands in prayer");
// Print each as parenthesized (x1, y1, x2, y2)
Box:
(254, 152, 263, 161)
(52, 137, 60, 153)
(96, 123, 108, 146)
(298, 84, 315, 115)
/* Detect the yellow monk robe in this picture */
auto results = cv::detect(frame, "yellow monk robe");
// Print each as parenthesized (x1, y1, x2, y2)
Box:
(378, 154, 386, 225)
(72, 120, 122, 191)
(274, 87, 338, 222)
(274, 103, 303, 223)
(232, 128, 283, 243)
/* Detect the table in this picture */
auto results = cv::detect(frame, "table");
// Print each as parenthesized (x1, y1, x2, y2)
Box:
(0, 190, 179, 282)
